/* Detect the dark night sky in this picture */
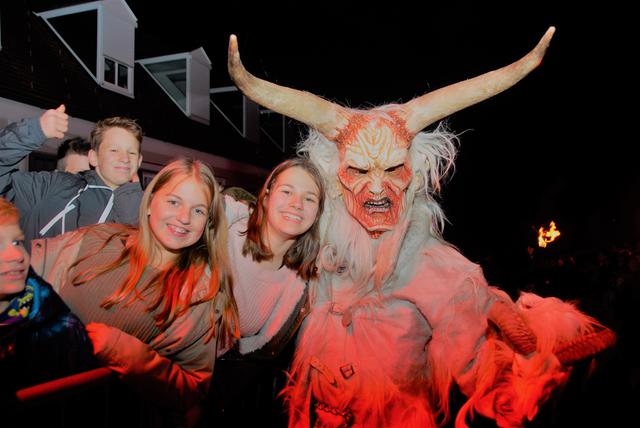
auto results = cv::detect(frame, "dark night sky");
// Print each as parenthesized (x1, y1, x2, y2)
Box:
(126, 1, 637, 285)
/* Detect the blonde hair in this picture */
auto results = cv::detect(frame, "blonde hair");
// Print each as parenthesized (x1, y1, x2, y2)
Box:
(72, 158, 238, 347)
(90, 116, 143, 152)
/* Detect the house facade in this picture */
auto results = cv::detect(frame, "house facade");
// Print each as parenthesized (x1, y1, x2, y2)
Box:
(0, 0, 296, 192)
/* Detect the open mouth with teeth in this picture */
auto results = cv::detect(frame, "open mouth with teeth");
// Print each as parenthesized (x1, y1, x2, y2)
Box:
(168, 224, 189, 237)
(283, 213, 303, 222)
(364, 197, 391, 213)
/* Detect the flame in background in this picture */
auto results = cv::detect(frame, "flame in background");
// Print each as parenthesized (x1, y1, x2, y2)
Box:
(538, 221, 561, 248)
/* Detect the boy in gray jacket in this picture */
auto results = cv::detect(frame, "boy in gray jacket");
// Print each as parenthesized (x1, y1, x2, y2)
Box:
(0, 105, 143, 250)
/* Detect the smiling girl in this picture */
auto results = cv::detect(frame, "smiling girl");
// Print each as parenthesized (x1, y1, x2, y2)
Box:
(29, 158, 238, 425)
(207, 158, 325, 425)
(228, 158, 324, 356)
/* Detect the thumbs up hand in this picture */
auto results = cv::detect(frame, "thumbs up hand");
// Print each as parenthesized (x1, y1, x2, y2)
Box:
(40, 104, 69, 139)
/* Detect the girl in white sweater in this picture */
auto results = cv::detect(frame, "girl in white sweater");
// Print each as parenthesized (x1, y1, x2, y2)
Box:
(209, 158, 325, 425)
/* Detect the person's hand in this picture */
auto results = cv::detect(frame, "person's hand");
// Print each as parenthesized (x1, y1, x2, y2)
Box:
(40, 104, 68, 139)
(86, 321, 122, 359)
(85, 322, 153, 377)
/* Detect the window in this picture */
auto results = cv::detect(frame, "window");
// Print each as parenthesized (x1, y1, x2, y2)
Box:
(117, 63, 128, 88)
(209, 87, 289, 151)
(104, 57, 115, 84)
(138, 48, 211, 124)
(36, 1, 137, 98)
(103, 56, 130, 90)
(41, 8, 98, 76)
(143, 58, 187, 110)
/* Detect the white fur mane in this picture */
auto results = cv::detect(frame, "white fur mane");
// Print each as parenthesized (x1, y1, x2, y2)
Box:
(297, 123, 459, 297)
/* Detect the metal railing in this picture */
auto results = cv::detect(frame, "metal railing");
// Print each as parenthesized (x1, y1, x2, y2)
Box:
(16, 367, 114, 405)
(12, 367, 158, 427)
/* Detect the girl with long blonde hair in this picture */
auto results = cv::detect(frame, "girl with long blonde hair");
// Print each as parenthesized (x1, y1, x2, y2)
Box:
(30, 158, 238, 423)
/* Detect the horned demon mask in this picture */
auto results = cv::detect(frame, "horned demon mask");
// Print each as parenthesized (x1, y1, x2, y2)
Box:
(228, 28, 555, 237)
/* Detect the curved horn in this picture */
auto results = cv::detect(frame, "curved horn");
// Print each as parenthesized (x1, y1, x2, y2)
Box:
(404, 26, 555, 134)
(488, 300, 538, 355)
(555, 328, 616, 365)
(228, 35, 347, 137)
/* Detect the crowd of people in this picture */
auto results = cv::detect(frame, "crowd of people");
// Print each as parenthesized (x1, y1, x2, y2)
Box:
(0, 26, 622, 428)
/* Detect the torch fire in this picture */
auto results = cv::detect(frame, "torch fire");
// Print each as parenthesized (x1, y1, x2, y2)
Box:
(538, 221, 561, 248)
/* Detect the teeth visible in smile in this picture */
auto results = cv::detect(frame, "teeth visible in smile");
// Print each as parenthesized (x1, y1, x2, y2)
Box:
(169, 225, 188, 234)
(283, 214, 302, 221)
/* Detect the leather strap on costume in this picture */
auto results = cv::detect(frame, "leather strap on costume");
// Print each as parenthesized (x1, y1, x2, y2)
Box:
(487, 300, 537, 355)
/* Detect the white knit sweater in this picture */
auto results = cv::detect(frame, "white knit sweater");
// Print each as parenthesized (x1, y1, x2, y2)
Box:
(227, 217, 307, 354)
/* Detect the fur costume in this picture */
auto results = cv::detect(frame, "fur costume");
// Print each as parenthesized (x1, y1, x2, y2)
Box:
(227, 28, 615, 427)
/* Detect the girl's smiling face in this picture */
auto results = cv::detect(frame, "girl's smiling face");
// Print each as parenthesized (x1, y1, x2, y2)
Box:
(265, 166, 320, 245)
(148, 175, 210, 264)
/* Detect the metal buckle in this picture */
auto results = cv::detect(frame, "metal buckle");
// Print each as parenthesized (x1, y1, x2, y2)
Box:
(340, 364, 355, 379)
